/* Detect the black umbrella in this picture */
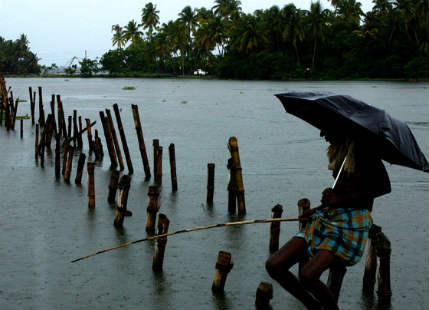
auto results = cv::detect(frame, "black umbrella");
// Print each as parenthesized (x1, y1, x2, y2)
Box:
(275, 91, 429, 173)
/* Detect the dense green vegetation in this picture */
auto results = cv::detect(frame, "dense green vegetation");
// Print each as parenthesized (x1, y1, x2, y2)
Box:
(100, 0, 429, 80)
(0, 34, 40, 74)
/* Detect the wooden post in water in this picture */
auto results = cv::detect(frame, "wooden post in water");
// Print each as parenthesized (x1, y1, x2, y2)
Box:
(327, 263, 347, 303)
(78, 116, 83, 149)
(255, 282, 273, 309)
(227, 137, 246, 215)
(146, 185, 161, 233)
(12, 98, 19, 130)
(38, 86, 45, 127)
(207, 163, 215, 205)
(112, 104, 133, 174)
(62, 141, 70, 176)
(64, 147, 74, 183)
(87, 162, 96, 208)
(114, 175, 132, 228)
(20, 119, 23, 138)
(212, 251, 233, 292)
(107, 170, 120, 204)
(152, 213, 170, 272)
(50, 94, 56, 134)
(85, 118, 94, 153)
(105, 109, 124, 170)
(73, 110, 78, 148)
(55, 133, 61, 179)
(57, 95, 67, 138)
(375, 231, 392, 307)
(67, 116, 72, 139)
(227, 158, 237, 214)
(29, 87, 35, 125)
(363, 224, 382, 295)
(35, 124, 39, 159)
(131, 104, 151, 179)
(153, 139, 159, 181)
(269, 204, 283, 254)
(0, 96, 4, 127)
(5, 96, 11, 130)
(93, 130, 104, 161)
(156, 146, 163, 185)
(298, 198, 310, 273)
(168, 144, 178, 192)
(75, 153, 86, 185)
(99, 111, 118, 169)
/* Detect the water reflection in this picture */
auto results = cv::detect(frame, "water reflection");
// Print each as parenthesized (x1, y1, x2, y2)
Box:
(211, 290, 232, 310)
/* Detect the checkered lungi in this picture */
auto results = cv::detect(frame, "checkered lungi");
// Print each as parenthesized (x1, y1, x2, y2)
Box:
(296, 207, 372, 266)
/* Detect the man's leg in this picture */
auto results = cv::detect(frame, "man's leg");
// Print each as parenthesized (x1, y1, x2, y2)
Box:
(299, 250, 340, 310)
(266, 237, 321, 310)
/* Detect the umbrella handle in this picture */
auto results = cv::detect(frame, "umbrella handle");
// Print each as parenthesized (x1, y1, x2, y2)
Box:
(332, 155, 347, 189)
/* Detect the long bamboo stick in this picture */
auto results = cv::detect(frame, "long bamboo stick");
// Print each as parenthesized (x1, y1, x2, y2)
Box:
(71, 217, 302, 263)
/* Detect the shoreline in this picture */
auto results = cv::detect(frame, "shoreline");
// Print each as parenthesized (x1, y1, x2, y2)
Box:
(4, 74, 429, 83)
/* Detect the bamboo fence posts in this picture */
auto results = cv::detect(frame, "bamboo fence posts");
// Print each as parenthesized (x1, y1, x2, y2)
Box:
(363, 224, 382, 295)
(38, 86, 45, 127)
(212, 251, 233, 292)
(207, 163, 215, 205)
(269, 204, 283, 253)
(255, 282, 273, 309)
(113, 103, 133, 174)
(55, 133, 61, 179)
(131, 104, 150, 180)
(114, 175, 132, 228)
(107, 170, 120, 204)
(105, 109, 124, 171)
(152, 214, 170, 272)
(29, 86, 35, 125)
(168, 143, 177, 192)
(75, 153, 86, 185)
(363, 224, 392, 308)
(87, 162, 96, 208)
(99, 111, 118, 169)
(146, 185, 161, 233)
(153, 139, 162, 185)
(227, 137, 246, 215)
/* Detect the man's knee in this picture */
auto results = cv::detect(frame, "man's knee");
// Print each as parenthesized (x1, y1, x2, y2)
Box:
(299, 267, 317, 288)
(265, 256, 278, 277)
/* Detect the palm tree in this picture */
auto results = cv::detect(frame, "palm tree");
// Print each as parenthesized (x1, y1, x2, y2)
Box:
(282, 4, 305, 65)
(231, 14, 266, 54)
(335, 0, 363, 24)
(123, 20, 143, 46)
(112, 28, 126, 49)
(309, 1, 329, 69)
(178, 6, 197, 72)
(213, 0, 242, 18)
(141, 2, 160, 38)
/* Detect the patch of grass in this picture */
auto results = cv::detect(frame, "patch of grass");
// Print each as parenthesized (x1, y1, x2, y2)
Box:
(17, 99, 27, 103)
(1, 111, 30, 120)
(122, 86, 136, 90)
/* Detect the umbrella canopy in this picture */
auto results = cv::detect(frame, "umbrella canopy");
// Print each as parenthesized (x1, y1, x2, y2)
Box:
(275, 91, 429, 173)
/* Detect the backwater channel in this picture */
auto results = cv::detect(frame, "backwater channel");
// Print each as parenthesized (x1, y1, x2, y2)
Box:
(1, 78, 428, 310)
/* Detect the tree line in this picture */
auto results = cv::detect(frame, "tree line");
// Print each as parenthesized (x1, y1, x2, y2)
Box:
(99, 0, 429, 79)
(0, 34, 40, 74)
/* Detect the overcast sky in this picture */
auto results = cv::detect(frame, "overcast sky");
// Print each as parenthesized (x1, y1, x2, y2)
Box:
(1, 0, 374, 66)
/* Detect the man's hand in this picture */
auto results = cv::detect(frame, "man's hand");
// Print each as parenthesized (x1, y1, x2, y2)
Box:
(299, 208, 316, 220)
(321, 188, 341, 206)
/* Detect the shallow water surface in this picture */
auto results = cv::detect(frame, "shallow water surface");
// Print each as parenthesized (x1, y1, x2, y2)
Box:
(1, 78, 428, 310)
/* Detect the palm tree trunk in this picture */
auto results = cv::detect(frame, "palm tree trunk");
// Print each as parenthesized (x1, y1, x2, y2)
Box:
(312, 39, 317, 70)
(293, 41, 301, 65)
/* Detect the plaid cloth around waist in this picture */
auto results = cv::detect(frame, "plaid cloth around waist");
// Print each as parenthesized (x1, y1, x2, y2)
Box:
(296, 207, 372, 266)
